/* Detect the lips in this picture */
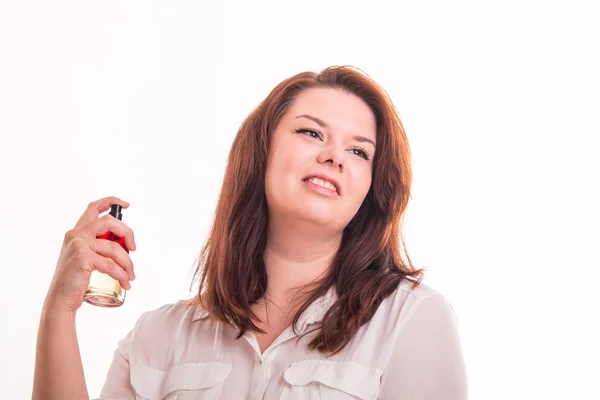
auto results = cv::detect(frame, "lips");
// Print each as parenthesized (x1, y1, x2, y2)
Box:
(302, 174, 341, 195)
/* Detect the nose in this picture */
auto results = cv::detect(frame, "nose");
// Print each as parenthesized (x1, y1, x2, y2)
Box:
(317, 144, 346, 172)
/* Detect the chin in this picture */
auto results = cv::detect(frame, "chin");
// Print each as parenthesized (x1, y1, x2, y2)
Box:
(296, 208, 338, 226)
(272, 194, 340, 224)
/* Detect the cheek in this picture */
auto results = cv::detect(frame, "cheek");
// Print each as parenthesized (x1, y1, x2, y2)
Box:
(362, 175, 373, 195)
(282, 154, 300, 177)
(273, 146, 302, 180)
(270, 137, 293, 165)
(265, 150, 296, 197)
(344, 175, 372, 214)
(350, 170, 372, 198)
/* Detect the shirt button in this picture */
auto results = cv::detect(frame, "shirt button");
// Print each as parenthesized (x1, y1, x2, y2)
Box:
(259, 360, 263, 365)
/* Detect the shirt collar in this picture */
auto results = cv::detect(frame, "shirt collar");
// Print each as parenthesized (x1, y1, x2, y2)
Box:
(296, 285, 337, 333)
(192, 305, 210, 321)
(191, 286, 338, 332)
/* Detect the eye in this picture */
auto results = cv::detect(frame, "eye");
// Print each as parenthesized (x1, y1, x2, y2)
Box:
(351, 148, 370, 160)
(295, 128, 321, 139)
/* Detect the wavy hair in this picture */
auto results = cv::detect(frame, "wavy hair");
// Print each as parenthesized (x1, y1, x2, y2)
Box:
(190, 65, 424, 354)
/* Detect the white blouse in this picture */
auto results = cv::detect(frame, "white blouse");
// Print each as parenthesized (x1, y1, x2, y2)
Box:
(96, 280, 467, 400)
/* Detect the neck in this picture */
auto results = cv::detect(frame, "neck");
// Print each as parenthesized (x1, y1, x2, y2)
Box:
(263, 215, 341, 305)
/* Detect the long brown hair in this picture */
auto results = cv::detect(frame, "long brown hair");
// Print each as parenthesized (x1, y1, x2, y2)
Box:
(190, 65, 424, 354)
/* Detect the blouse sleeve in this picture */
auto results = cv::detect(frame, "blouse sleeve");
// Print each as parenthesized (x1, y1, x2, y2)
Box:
(93, 312, 147, 400)
(378, 294, 468, 400)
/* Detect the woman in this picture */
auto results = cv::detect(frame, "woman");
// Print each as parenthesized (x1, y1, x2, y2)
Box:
(33, 66, 467, 399)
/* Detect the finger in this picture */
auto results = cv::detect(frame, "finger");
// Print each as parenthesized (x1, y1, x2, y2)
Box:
(90, 238, 136, 281)
(75, 196, 130, 228)
(88, 251, 132, 290)
(89, 215, 137, 252)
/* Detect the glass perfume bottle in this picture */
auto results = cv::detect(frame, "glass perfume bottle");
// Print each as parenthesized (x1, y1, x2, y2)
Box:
(84, 204, 129, 307)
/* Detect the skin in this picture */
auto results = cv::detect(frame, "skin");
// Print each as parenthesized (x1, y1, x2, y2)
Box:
(256, 87, 377, 350)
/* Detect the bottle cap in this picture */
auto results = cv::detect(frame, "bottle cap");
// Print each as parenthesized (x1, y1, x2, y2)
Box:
(109, 204, 123, 220)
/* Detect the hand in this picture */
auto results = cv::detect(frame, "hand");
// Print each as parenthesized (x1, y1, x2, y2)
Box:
(44, 196, 137, 314)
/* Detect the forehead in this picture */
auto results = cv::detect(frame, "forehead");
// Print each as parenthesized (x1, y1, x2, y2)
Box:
(286, 88, 377, 142)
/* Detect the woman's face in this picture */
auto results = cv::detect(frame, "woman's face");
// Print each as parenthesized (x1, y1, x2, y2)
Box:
(264, 87, 377, 232)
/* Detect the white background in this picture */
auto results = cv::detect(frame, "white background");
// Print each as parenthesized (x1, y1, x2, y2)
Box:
(1, 1, 599, 399)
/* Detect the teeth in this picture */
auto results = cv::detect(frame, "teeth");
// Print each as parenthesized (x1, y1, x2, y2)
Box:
(307, 177, 337, 192)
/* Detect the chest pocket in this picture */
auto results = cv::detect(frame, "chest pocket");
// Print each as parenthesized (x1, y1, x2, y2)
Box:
(281, 360, 383, 400)
(130, 362, 231, 400)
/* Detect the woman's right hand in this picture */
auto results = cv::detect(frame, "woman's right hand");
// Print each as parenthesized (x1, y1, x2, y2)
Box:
(44, 196, 137, 314)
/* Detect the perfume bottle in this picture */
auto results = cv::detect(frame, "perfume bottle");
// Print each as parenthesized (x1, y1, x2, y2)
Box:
(84, 204, 129, 307)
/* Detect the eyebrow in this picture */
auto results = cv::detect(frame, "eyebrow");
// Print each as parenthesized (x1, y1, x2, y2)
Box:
(294, 114, 376, 148)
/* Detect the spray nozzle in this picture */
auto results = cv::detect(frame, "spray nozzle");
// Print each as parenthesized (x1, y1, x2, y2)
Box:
(109, 204, 123, 221)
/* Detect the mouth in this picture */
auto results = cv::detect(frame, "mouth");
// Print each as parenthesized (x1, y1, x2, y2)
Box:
(302, 176, 340, 196)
